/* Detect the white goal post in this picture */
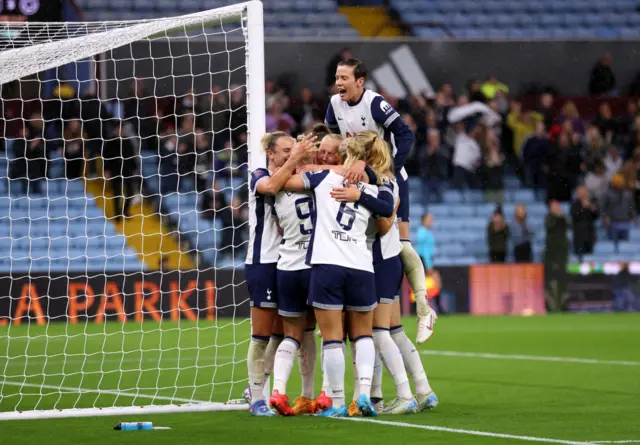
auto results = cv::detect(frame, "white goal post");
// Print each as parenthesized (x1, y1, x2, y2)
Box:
(0, 0, 265, 420)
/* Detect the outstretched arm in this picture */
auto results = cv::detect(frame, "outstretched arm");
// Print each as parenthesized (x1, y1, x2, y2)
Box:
(254, 134, 317, 196)
(376, 198, 400, 236)
(331, 183, 394, 218)
(370, 96, 414, 175)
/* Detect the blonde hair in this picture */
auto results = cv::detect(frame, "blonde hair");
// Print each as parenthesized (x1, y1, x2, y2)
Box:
(338, 137, 366, 171)
(261, 131, 288, 152)
(355, 131, 393, 183)
(323, 133, 343, 146)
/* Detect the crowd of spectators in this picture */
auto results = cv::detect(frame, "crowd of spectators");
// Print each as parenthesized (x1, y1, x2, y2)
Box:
(2, 49, 639, 266)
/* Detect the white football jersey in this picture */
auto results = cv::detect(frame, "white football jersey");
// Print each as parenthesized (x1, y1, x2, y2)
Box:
(274, 190, 313, 271)
(375, 178, 402, 262)
(303, 170, 379, 273)
(245, 168, 281, 265)
(325, 89, 408, 180)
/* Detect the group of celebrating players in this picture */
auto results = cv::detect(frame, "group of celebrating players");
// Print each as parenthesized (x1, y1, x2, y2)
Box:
(243, 59, 438, 417)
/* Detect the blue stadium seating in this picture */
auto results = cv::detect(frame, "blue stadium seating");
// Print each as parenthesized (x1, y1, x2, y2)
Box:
(0, 150, 145, 273)
(407, 176, 639, 266)
(73, 0, 357, 38)
(393, 0, 640, 40)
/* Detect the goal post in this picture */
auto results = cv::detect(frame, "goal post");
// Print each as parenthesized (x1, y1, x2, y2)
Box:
(0, 0, 264, 421)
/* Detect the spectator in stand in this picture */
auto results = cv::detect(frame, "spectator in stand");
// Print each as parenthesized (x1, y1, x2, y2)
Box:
(558, 101, 585, 136)
(507, 101, 541, 158)
(545, 131, 582, 202)
(618, 99, 638, 149)
(583, 126, 606, 169)
(571, 184, 599, 261)
(544, 200, 570, 311)
(419, 129, 448, 205)
(200, 179, 227, 221)
(468, 80, 485, 103)
(478, 129, 505, 204)
(585, 161, 609, 208)
(522, 121, 549, 198)
(325, 47, 352, 90)
(219, 196, 248, 258)
(160, 134, 179, 194)
(452, 122, 481, 189)
(604, 144, 623, 180)
(229, 85, 247, 146)
(194, 129, 212, 193)
(290, 88, 322, 132)
(416, 213, 436, 270)
(593, 102, 617, 143)
(487, 210, 510, 263)
(10, 126, 45, 194)
(480, 75, 509, 100)
(589, 53, 617, 96)
(538, 93, 555, 130)
(214, 140, 244, 179)
(62, 118, 85, 180)
(603, 173, 636, 251)
(625, 116, 640, 158)
(265, 101, 296, 135)
(511, 204, 533, 263)
(103, 123, 137, 221)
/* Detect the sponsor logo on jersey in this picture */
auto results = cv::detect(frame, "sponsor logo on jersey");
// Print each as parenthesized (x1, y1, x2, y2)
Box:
(380, 100, 393, 114)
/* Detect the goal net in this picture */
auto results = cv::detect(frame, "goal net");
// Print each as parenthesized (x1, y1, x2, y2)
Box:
(0, 0, 265, 420)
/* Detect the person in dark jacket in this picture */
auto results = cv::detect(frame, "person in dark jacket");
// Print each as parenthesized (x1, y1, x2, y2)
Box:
(419, 129, 448, 205)
(487, 210, 510, 263)
(571, 185, 599, 261)
(103, 124, 137, 220)
(522, 121, 549, 199)
(544, 200, 571, 311)
(544, 131, 581, 202)
(589, 53, 617, 96)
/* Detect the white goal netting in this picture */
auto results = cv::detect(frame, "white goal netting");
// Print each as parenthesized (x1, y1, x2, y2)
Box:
(0, 1, 265, 420)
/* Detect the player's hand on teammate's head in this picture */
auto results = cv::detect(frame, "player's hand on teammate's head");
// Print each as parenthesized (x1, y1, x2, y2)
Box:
(344, 160, 366, 184)
(292, 133, 318, 159)
(330, 183, 361, 203)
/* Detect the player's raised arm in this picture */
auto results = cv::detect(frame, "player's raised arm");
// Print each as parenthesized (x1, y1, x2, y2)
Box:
(253, 133, 317, 196)
(369, 95, 414, 175)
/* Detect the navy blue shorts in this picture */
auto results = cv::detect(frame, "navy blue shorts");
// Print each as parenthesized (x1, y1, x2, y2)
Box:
(246, 263, 278, 309)
(396, 175, 409, 223)
(309, 264, 376, 312)
(276, 268, 312, 317)
(374, 255, 403, 304)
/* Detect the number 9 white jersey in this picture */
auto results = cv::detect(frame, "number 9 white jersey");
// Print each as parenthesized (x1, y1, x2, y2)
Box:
(274, 191, 313, 271)
(302, 170, 380, 273)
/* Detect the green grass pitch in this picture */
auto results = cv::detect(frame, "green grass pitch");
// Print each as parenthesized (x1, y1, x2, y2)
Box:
(1, 313, 639, 445)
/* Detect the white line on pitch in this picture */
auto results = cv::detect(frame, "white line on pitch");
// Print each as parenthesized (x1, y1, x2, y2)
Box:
(421, 350, 640, 367)
(0, 380, 208, 404)
(592, 441, 640, 444)
(338, 418, 595, 445)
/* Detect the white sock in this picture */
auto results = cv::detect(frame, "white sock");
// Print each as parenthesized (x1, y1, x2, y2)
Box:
(373, 328, 412, 400)
(354, 336, 375, 400)
(323, 341, 346, 408)
(391, 326, 432, 396)
(247, 336, 269, 402)
(400, 240, 429, 316)
(299, 329, 317, 399)
(273, 337, 299, 395)
(371, 352, 383, 400)
(262, 334, 283, 397)
(321, 347, 330, 395)
(350, 340, 359, 402)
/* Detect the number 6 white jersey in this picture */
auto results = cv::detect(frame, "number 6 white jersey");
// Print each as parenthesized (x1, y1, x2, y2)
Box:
(302, 170, 381, 273)
(274, 191, 313, 271)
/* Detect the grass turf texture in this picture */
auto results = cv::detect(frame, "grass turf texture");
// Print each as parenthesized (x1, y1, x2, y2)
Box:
(1, 313, 639, 444)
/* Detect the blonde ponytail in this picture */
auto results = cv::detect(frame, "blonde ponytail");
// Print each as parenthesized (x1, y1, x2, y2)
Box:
(355, 131, 393, 183)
